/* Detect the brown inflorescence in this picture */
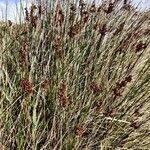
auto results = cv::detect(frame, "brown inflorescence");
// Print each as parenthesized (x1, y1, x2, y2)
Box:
(99, 23, 107, 36)
(130, 121, 140, 129)
(70, 4, 76, 22)
(112, 88, 122, 97)
(75, 126, 85, 137)
(90, 3, 96, 13)
(70, 3, 76, 12)
(113, 75, 132, 97)
(135, 41, 147, 53)
(31, 15, 38, 28)
(143, 28, 150, 36)
(58, 82, 71, 108)
(124, 0, 128, 5)
(104, 2, 115, 14)
(123, 3, 132, 11)
(41, 79, 49, 89)
(25, 4, 38, 28)
(125, 75, 132, 82)
(59, 10, 65, 26)
(103, 107, 114, 117)
(79, 0, 86, 18)
(53, 36, 62, 50)
(79, 0, 86, 8)
(68, 23, 80, 38)
(90, 81, 101, 95)
(95, 100, 103, 112)
(21, 78, 33, 94)
(25, 7, 29, 21)
(93, 23, 99, 31)
(55, 8, 65, 26)
(38, 5, 42, 16)
(30, 4, 37, 18)
(97, 5, 101, 12)
(8, 20, 12, 27)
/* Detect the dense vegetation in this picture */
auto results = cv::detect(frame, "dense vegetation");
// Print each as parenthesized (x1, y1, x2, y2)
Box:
(0, 0, 150, 149)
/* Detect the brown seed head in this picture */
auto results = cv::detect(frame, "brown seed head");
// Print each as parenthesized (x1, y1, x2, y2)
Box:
(58, 82, 71, 108)
(90, 81, 101, 95)
(104, 2, 114, 14)
(41, 79, 49, 89)
(135, 41, 147, 53)
(90, 3, 96, 13)
(25, 7, 29, 21)
(68, 23, 80, 38)
(99, 24, 107, 36)
(75, 126, 85, 137)
(8, 20, 12, 27)
(125, 75, 132, 82)
(130, 121, 140, 129)
(21, 79, 33, 94)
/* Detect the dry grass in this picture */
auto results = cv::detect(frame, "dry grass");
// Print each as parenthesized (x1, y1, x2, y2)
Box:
(0, 0, 150, 149)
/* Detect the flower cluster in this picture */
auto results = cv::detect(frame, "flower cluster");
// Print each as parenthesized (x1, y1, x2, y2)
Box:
(58, 82, 71, 108)
(21, 78, 33, 94)
(90, 81, 101, 95)
(68, 23, 80, 38)
(135, 41, 147, 53)
(113, 75, 132, 97)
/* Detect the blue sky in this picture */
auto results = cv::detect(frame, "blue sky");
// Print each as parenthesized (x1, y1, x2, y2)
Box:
(0, 0, 150, 22)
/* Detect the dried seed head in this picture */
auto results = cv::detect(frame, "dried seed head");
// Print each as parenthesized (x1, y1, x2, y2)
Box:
(103, 107, 114, 117)
(130, 122, 140, 129)
(93, 23, 99, 31)
(70, 4, 76, 12)
(83, 16, 89, 23)
(79, 0, 86, 8)
(117, 80, 127, 88)
(123, 4, 132, 11)
(68, 23, 80, 38)
(124, 0, 128, 5)
(61, 96, 71, 108)
(41, 79, 49, 89)
(104, 2, 114, 14)
(57, 9, 65, 26)
(30, 4, 37, 17)
(38, 5, 42, 16)
(99, 24, 107, 36)
(8, 20, 12, 27)
(95, 100, 103, 112)
(135, 41, 147, 53)
(97, 6, 101, 12)
(53, 36, 62, 50)
(31, 15, 38, 28)
(75, 126, 85, 137)
(143, 28, 150, 36)
(90, 81, 101, 95)
(90, 3, 96, 13)
(21, 79, 33, 94)
(58, 82, 71, 108)
(25, 7, 29, 21)
(125, 75, 132, 82)
(113, 88, 122, 97)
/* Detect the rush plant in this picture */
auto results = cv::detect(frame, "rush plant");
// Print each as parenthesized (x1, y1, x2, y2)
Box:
(0, 0, 150, 149)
